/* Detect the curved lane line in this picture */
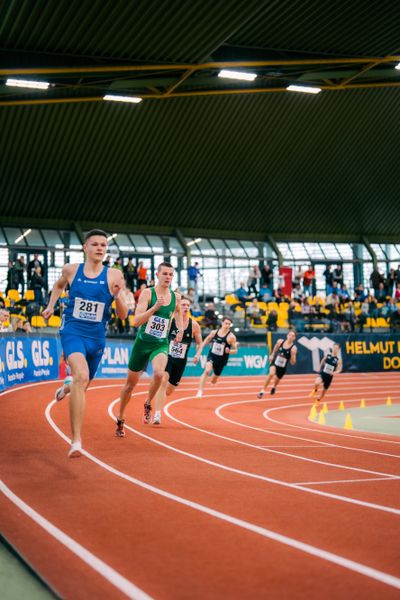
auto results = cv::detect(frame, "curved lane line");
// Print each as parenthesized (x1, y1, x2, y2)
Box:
(44, 400, 400, 591)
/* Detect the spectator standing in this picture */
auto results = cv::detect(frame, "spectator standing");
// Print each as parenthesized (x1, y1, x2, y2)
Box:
(302, 265, 315, 296)
(27, 253, 44, 286)
(370, 267, 384, 298)
(260, 264, 273, 294)
(385, 269, 396, 297)
(123, 257, 137, 291)
(323, 265, 333, 295)
(247, 265, 261, 295)
(30, 266, 46, 308)
(5, 260, 18, 295)
(14, 256, 26, 295)
(187, 262, 202, 295)
(137, 261, 148, 287)
(332, 265, 343, 289)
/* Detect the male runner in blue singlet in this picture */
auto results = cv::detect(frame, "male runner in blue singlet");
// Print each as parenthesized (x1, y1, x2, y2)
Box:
(43, 229, 127, 457)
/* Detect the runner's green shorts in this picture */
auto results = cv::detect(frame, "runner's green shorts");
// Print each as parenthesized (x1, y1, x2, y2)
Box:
(128, 336, 169, 372)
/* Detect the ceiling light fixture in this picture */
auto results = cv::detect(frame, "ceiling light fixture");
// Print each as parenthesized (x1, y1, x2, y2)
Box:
(187, 238, 202, 246)
(107, 233, 118, 242)
(218, 69, 257, 82)
(103, 95, 142, 104)
(287, 85, 321, 94)
(6, 78, 50, 90)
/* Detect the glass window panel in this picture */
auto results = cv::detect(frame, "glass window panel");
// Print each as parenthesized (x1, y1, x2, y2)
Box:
(335, 244, 353, 260)
(4, 227, 25, 246)
(277, 243, 293, 260)
(65, 231, 82, 249)
(362, 246, 372, 260)
(47, 267, 62, 290)
(321, 244, 340, 259)
(240, 240, 260, 258)
(342, 263, 354, 294)
(371, 244, 386, 260)
(168, 237, 183, 254)
(226, 240, 244, 257)
(290, 243, 309, 260)
(0, 229, 7, 246)
(306, 243, 325, 260)
(210, 239, 231, 256)
(129, 234, 151, 253)
(363, 262, 373, 291)
(42, 230, 63, 247)
(386, 244, 400, 261)
(0, 266, 8, 288)
(67, 251, 84, 263)
(0, 248, 9, 267)
(113, 234, 135, 251)
(24, 229, 45, 247)
(196, 239, 215, 256)
(146, 235, 164, 253)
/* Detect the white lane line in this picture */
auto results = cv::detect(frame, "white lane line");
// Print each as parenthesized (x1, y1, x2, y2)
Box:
(295, 477, 400, 486)
(0, 480, 152, 600)
(45, 402, 400, 592)
(263, 402, 400, 445)
(106, 398, 400, 515)
(215, 399, 400, 459)
(164, 393, 400, 478)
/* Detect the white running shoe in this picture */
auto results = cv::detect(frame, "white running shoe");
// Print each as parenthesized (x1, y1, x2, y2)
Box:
(196, 391, 203, 398)
(152, 412, 161, 425)
(257, 391, 264, 399)
(55, 386, 66, 402)
(68, 441, 82, 458)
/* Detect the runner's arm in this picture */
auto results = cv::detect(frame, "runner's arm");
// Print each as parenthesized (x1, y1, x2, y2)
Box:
(270, 339, 282, 362)
(42, 264, 75, 319)
(336, 358, 343, 374)
(133, 289, 164, 327)
(192, 321, 203, 364)
(197, 330, 216, 355)
(290, 345, 297, 365)
(109, 269, 128, 320)
(173, 293, 184, 343)
(226, 334, 238, 354)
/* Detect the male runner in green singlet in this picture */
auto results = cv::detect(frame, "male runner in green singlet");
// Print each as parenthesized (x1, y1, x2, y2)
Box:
(115, 262, 183, 435)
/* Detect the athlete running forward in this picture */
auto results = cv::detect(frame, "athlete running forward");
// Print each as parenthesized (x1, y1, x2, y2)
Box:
(115, 262, 183, 436)
(309, 342, 342, 402)
(257, 330, 297, 398)
(196, 317, 238, 397)
(42, 229, 128, 458)
(152, 296, 203, 425)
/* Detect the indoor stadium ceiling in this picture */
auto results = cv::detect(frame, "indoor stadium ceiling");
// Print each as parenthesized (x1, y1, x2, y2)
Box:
(1, 0, 400, 243)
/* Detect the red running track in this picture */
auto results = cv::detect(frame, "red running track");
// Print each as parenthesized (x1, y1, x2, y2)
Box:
(1, 372, 400, 599)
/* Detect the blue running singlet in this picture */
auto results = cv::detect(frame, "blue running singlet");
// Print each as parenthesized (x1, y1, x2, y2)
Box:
(60, 263, 113, 339)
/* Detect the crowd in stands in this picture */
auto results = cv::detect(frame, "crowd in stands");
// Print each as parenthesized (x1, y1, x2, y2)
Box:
(1, 256, 400, 335)
(228, 263, 400, 333)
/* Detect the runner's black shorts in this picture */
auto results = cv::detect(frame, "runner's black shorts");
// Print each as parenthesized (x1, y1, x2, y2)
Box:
(321, 372, 333, 390)
(165, 356, 187, 386)
(271, 363, 286, 379)
(207, 353, 228, 376)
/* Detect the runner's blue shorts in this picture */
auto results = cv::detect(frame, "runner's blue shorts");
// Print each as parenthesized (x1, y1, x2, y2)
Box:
(60, 333, 105, 380)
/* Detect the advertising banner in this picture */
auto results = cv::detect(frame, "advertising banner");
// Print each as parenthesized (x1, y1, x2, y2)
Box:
(273, 332, 400, 373)
(0, 336, 59, 392)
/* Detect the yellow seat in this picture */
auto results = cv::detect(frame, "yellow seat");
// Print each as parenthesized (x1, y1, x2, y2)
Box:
(279, 302, 289, 310)
(129, 315, 136, 327)
(376, 317, 389, 327)
(7, 289, 20, 302)
(48, 315, 61, 327)
(258, 302, 267, 311)
(225, 294, 238, 305)
(24, 290, 35, 301)
(31, 316, 46, 328)
(267, 302, 279, 311)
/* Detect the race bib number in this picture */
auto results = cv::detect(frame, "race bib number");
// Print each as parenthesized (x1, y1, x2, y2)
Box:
(275, 355, 287, 368)
(145, 315, 169, 339)
(212, 342, 225, 356)
(72, 297, 105, 322)
(323, 363, 335, 374)
(169, 340, 188, 359)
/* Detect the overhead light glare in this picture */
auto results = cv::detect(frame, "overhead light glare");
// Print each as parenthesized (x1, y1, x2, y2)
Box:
(186, 237, 202, 247)
(103, 94, 142, 104)
(107, 233, 118, 242)
(14, 228, 32, 244)
(395, 63, 400, 70)
(218, 69, 257, 82)
(6, 78, 49, 90)
(287, 85, 321, 94)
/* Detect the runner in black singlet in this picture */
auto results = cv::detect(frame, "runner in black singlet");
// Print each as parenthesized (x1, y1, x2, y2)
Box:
(257, 330, 297, 398)
(309, 342, 342, 402)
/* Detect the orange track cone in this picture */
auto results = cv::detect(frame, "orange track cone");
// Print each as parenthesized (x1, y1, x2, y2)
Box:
(339, 400, 345, 411)
(309, 404, 317, 421)
(318, 411, 326, 425)
(322, 402, 328, 413)
(386, 396, 392, 406)
(360, 398, 366, 409)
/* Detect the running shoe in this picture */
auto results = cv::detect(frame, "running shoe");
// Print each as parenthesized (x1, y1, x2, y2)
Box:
(195, 391, 203, 398)
(257, 391, 264, 399)
(270, 388, 276, 395)
(115, 418, 125, 437)
(55, 386, 66, 402)
(152, 412, 161, 425)
(143, 403, 152, 424)
(68, 441, 82, 458)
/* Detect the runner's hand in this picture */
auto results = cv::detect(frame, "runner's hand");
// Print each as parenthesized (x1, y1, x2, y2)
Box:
(154, 295, 168, 309)
(175, 330, 183, 343)
(42, 306, 53, 319)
